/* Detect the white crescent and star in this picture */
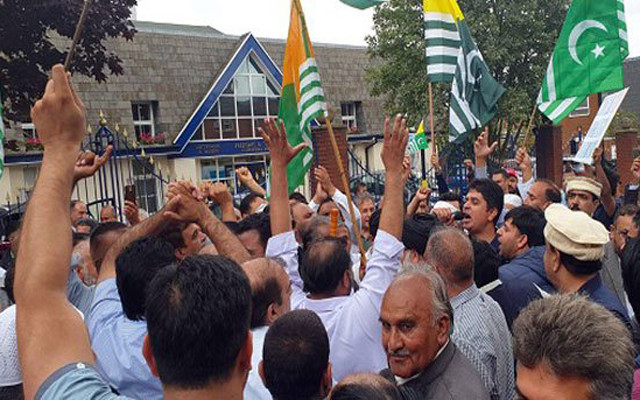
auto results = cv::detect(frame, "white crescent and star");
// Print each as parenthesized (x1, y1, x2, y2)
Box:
(568, 19, 608, 65)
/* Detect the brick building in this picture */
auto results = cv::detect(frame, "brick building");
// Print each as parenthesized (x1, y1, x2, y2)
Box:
(0, 21, 390, 212)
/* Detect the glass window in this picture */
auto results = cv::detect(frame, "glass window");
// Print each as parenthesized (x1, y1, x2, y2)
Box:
(237, 96, 252, 116)
(569, 98, 590, 118)
(132, 102, 156, 140)
(253, 97, 267, 116)
(341, 102, 358, 131)
(195, 54, 282, 141)
(238, 119, 253, 138)
(221, 119, 237, 139)
(204, 119, 220, 140)
(220, 97, 235, 117)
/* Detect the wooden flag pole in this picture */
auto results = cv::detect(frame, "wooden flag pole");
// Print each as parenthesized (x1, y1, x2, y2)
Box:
(324, 115, 367, 265)
(522, 103, 538, 151)
(428, 82, 436, 155)
(64, 0, 93, 71)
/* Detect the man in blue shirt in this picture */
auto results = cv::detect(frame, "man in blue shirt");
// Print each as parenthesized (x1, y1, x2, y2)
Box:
(543, 204, 630, 325)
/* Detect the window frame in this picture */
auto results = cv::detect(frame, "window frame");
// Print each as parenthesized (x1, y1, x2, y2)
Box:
(569, 98, 590, 118)
(132, 102, 156, 138)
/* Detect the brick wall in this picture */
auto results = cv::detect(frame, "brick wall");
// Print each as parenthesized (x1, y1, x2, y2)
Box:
(310, 125, 350, 195)
(536, 124, 563, 187)
(616, 130, 639, 187)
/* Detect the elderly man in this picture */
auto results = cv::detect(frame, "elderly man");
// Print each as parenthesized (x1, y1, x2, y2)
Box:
(513, 295, 635, 399)
(242, 258, 291, 399)
(70, 200, 89, 226)
(543, 204, 630, 325)
(100, 205, 118, 223)
(524, 179, 562, 211)
(426, 228, 514, 400)
(265, 115, 408, 381)
(379, 268, 489, 399)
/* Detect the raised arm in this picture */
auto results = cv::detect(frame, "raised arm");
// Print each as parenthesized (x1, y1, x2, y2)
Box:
(98, 201, 173, 284)
(260, 118, 306, 236)
(379, 115, 411, 239)
(593, 147, 616, 217)
(205, 181, 238, 222)
(474, 128, 497, 178)
(165, 182, 251, 264)
(15, 65, 94, 399)
(236, 166, 267, 197)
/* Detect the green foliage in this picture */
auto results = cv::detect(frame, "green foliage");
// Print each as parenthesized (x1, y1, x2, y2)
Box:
(366, 0, 567, 157)
(0, 0, 137, 120)
(607, 110, 640, 136)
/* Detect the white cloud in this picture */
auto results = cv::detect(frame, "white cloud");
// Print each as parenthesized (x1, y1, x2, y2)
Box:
(136, 0, 639, 54)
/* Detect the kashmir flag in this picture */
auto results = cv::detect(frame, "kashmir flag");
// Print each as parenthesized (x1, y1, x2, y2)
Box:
(279, 0, 327, 193)
(424, 0, 464, 83)
(449, 19, 505, 142)
(537, 0, 628, 124)
(339, 0, 384, 10)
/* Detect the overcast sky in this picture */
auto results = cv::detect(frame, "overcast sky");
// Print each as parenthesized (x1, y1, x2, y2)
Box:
(136, 0, 640, 56)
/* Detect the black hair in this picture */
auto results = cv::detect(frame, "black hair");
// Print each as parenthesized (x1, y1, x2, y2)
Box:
(300, 238, 351, 295)
(289, 192, 308, 204)
(401, 214, 441, 256)
(369, 208, 382, 238)
(159, 222, 188, 250)
(317, 198, 336, 216)
(75, 218, 98, 232)
(3, 260, 15, 304)
(251, 273, 283, 329)
(536, 179, 562, 204)
(557, 249, 602, 276)
(468, 179, 504, 225)
(491, 169, 509, 180)
(263, 309, 329, 400)
(72, 232, 90, 246)
(615, 204, 639, 226)
(504, 206, 546, 247)
(236, 212, 272, 251)
(90, 222, 127, 272)
(115, 237, 176, 320)
(146, 255, 251, 388)
(330, 379, 401, 400)
(239, 193, 264, 216)
(621, 238, 640, 321)
(472, 239, 500, 288)
(439, 191, 462, 206)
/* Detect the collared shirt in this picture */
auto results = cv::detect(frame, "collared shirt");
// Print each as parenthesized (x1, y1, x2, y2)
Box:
(244, 326, 272, 399)
(450, 284, 515, 400)
(266, 229, 404, 381)
(86, 279, 162, 399)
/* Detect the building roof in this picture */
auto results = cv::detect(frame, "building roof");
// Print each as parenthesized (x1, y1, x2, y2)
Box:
(622, 56, 640, 119)
(134, 20, 224, 37)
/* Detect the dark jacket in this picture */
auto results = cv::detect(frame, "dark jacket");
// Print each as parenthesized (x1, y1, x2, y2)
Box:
(580, 274, 631, 329)
(380, 341, 490, 400)
(482, 278, 542, 331)
(498, 246, 554, 293)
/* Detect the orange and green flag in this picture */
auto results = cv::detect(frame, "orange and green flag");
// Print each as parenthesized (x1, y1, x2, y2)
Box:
(279, 0, 326, 193)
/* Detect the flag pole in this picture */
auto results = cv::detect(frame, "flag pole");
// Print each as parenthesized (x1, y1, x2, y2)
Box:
(522, 102, 538, 151)
(428, 82, 436, 155)
(324, 114, 367, 265)
(65, 0, 93, 71)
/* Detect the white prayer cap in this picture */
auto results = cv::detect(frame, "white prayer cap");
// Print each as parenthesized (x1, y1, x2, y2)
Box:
(0, 305, 21, 387)
(544, 203, 609, 261)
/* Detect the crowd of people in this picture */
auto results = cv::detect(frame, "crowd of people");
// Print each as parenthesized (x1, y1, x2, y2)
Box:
(0, 65, 639, 399)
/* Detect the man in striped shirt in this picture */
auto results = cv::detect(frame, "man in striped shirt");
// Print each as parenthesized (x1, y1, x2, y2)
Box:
(426, 228, 514, 400)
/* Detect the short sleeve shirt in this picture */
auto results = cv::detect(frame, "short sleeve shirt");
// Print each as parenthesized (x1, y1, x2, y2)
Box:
(36, 363, 130, 400)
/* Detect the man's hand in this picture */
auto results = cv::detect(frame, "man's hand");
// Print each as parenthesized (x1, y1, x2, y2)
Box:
(415, 186, 431, 202)
(165, 182, 210, 224)
(381, 114, 410, 183)
(236, 167, 255, 187)
(167, 181, 204, 203)
(474, 127, 497, 168)
(515, 146, 533, 182)
(31, 65, 86, 152)
(124, 200, 140, 226)
(432, 208, 455, 226)
(431, 153, 441, 173)
(259, 118, 306, 169)
(593, 146, 603, 165)
(313, 182, 328, 204)
(73, 146, 112, 183)
(207, 182, 233, 206)
(315, 165, 336, 196)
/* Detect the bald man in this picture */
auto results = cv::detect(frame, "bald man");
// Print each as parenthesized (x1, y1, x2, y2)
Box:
(100, 205, 118, 223)
(242, 258, 292, 400)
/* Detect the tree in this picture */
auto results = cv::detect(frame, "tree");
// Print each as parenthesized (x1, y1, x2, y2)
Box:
(366, 0, 567, 160)
(0, 0, 136, 121)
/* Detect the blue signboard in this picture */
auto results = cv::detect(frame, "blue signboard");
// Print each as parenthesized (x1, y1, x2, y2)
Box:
(172, 138, 268, 159)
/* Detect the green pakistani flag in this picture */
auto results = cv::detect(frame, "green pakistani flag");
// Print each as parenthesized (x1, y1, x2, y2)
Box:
(339, 0, 385, 9)
(538, 0, 628, 124)
(449, 21, 505, 143)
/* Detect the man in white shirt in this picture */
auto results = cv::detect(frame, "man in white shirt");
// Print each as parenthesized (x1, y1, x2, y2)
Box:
(261, 115, 409, 381)
(242, 258, 292, 399)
